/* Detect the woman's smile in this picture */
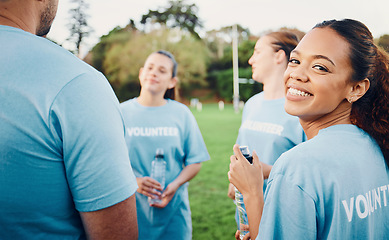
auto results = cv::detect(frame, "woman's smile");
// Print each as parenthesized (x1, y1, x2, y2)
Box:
(287, 87, 312, 97)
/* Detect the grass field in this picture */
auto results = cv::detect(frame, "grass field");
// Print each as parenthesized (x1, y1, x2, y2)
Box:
(188, 103, 242, 239)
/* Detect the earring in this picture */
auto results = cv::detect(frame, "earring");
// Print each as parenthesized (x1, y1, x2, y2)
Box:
(348, 97, 354, 103)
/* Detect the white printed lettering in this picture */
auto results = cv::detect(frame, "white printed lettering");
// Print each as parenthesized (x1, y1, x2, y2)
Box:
(373, 187, 381, 210)
(366, 191, 374, 214)
(134, 128, 140, 136)
(241, 120, 284, 136)
(342, 198, 354, 222)
(342, 184, 389, 223)
(126, 127, 179, 137)
(152, 128, 158, 136)
(356, 195, 369, 219)
(381, 185, 387, 206)
(127, 128, 133, 136)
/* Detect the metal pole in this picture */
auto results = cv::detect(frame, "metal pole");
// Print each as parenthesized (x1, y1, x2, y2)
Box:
(232, 24, 239, 113)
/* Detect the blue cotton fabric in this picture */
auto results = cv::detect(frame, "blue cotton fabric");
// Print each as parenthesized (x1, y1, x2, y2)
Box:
(120, 98, 210, 240)
(0, 26, 138, 239)
(258, 124, 389, 239)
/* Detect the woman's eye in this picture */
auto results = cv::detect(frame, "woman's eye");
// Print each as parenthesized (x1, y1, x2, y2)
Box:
(289, 59, 299, 64)
(313, 65, 329, 72)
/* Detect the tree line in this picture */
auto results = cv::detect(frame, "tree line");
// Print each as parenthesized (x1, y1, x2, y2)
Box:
(67, 0, 389, 103)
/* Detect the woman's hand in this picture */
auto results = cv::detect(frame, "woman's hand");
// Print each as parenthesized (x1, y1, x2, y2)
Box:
(228, 183, 236, 200)
(228, 144, 264, 196)
(229, 144, 265, 239)
(149, 162, 202, 208)
(235, 230, 251, 240)
(150, 181, 180, 208)
(136, 177, 163, 198)
(151, 162, 201, 208)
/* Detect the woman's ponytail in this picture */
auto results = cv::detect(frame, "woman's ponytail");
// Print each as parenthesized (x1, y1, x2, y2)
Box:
(315, 19, 389, 166)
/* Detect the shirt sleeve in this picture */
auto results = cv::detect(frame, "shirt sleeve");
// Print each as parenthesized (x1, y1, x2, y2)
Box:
(257, 173, 317, 239)
(182, 108, 210, 165)
(49, 71, 138, 212)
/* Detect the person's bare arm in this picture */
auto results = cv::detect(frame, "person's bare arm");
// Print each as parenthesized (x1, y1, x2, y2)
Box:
(261, 161, 272, 179)
(80, 194, 138, 240)
(243, 189, 263, 239)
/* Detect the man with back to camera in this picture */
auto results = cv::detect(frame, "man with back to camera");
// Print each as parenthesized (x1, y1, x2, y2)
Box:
(0, 0, 138, 239)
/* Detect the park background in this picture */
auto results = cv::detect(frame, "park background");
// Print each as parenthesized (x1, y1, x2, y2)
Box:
(47, 0, 389, 238)
(48, 0, 389, 104)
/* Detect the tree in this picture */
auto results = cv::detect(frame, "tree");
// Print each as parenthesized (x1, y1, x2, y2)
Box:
(90, 19, 139, 72)
(140, 0, 203, 39)
(67, 0, 93, 56)
(377, 34, 389, 53)
(204, 24, 251, 61)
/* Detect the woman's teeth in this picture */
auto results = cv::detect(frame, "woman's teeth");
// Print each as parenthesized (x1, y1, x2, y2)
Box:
(288, 88, 311, 97)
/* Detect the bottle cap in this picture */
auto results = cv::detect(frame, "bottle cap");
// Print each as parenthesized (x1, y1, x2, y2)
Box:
(155, 148, 164, 158)
(239, 146, 250, 156)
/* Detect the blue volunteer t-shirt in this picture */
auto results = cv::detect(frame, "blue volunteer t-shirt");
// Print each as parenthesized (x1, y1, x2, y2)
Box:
(0, 26, 138, 239)
(120, 98, 210, 240)
(258, 124, 389, 239)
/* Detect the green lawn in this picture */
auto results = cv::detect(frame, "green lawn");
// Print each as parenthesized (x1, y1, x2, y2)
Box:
(188, 103, 242, 239)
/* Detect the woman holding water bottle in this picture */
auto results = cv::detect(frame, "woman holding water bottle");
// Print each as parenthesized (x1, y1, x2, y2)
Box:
(120, 50, 210, 240)
(229, 19, 389, 239)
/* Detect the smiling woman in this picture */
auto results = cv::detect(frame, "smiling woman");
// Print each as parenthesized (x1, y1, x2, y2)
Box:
(120, 50, 210, 240)
(228, 18, 389, 240)
(284, 26, 359, 134)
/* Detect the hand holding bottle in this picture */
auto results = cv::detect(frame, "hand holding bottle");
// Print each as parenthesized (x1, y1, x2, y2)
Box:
(229, 144, 263, 197)
(227, 183, 236, 200)
(235, 230, 251, 240)
(229, 144, 264, 240)
(150, 181, 180, 208)
(149, 148, 166, 205)
(136, 177, 163, 198)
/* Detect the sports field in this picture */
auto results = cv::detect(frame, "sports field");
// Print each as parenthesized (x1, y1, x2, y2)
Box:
(189, 103, 242, 239)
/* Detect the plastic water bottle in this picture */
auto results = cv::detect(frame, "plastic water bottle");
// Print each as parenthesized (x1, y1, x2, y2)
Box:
(148, 148, 166, 205)
(235, 146, 253, 239)
(240, 145, 253, 164)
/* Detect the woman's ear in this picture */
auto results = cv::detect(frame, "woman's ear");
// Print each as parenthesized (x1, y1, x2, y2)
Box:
(168, 76, 178, 89)
(275, 50, 286, 64)
(138, 67, 143, 80)
(347, 78, 370, 103)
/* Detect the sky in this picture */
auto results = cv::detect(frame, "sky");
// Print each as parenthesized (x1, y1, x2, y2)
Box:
(48, 0, 389, 55)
